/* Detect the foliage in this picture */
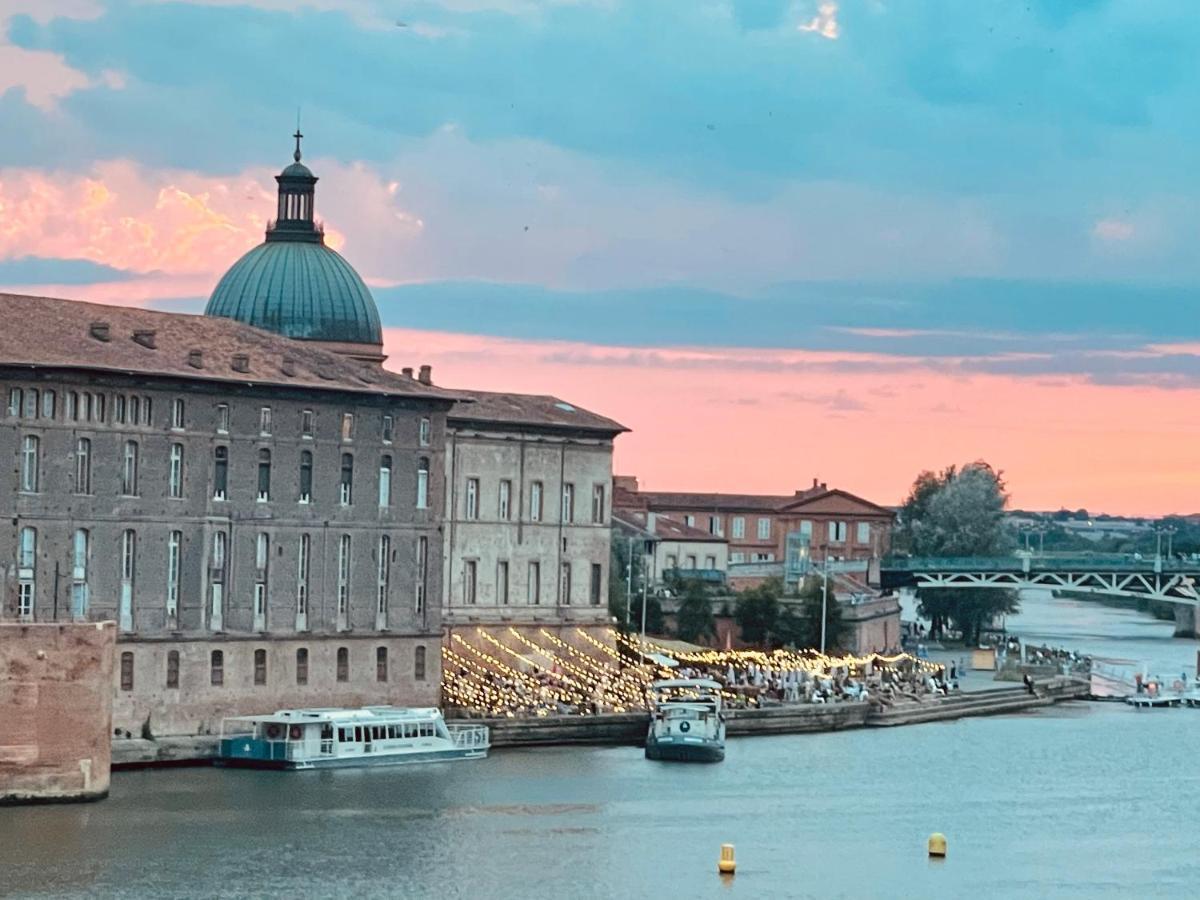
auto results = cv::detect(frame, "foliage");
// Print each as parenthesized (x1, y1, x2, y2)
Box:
(630, 591, 665, 636)
(794, 574, 846, 651)
(897, 461, 1020, 643)
(675, 580, 716, 644)
(734, 577, 783, 646)
(609, 532, 649, 628)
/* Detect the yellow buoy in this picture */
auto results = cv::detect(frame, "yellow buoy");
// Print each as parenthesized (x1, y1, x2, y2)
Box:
(718, 843, 736, 874)
(928, 833, 947, 858)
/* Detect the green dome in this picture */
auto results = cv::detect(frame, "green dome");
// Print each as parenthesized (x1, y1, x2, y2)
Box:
(205, 241, 382, 345)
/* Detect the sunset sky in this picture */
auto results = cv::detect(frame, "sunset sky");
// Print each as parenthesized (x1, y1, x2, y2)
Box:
(1, 0, 1198, 515)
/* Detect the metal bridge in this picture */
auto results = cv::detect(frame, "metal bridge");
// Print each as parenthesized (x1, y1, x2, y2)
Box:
(879, 553, 1200, 606)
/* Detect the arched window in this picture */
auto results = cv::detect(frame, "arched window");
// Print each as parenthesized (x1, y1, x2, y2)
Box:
(20, 435, 39, 492)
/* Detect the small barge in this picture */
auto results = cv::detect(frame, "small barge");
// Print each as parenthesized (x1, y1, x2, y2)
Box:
(645, 679, 726, 763)
(217, 706, 489, 770)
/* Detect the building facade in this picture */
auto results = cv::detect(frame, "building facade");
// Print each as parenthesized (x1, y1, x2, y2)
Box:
(442, 391, 626, 645)
(612, 509, 729, 587)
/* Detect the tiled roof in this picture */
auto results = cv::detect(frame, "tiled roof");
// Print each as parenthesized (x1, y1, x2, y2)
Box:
(778, 488, 896, 518)
(638, 491, 801, 512)
(0, 292, 458, 401)
(614, 509, 726, 543)
(448, 389, 627, 435)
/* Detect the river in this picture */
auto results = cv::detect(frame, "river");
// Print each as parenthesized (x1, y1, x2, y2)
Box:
(3, 591, 1199, 899)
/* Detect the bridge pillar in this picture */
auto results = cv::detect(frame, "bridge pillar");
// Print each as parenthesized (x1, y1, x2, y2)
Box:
(1173, 604, 1198, 639)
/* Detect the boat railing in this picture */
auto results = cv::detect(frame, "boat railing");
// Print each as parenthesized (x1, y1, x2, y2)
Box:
(446, 723, 490, 749)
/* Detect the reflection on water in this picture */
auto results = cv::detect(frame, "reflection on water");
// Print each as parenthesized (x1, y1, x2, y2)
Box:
(3, 595, 1199, 899)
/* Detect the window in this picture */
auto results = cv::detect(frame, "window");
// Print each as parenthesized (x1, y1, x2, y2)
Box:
(140, 396, 150, 425)
(259, 406, 272, 436)
(497, 561, 510, 605)
(297, 534, 311, 624)
(17, 527, 35, 620)
(169, 443, 184, 499)
(70, 392, 83, 420)
(465, 478, 479, 519)
(257, 449, 271, 502)
(18, 526, 36, 570)
(213, 447, 228, 500)
(799, 520, 813, 544)
(757, 517, 771, 540)
(709, 515, 723, 536)
(414, 645, 426, 681)
(216, 403, 229, 433)
(419, 418, 431, 447)
(340, 454, 353, 505)
(94, 393, 106, 424)
(211, 650, 224, 686)
(7, 387, 20, 417)
(686, 554, 697, 569)
(590, 564, 602, 605)
(731, 552, 745, 563)
(382, 415, 394, 444)
(336, 647, 349, 682)
(71, 528, 89, 618)
(464, 560, 477, 604)
(24, 388, 38, 419)
(254, 533, 269, 630)
(666, 554, 678, 570)
(732, 516, 746, 539)
(530, 481, 543, 522)
(829, 521, 848, 543)
(296, 648, 308, 685)
(299, 451, 313, 503)
(20, 435, 38, 492)
(122, 441, 139, 495)
(705, 555, 717, 569)
(301, 409, 314, 438)
(591, 484, 605, 524)
(120, 652, 134, 691)
(856, 522, 872, 545)
(498, 480, 511, 520)
(341, 412, 354, 441)
(560, 562, 572, 604)
(685, 515, 695, 528)
(337, 535, 351, 618)
(120, 529, 136, 632)
(254, 649, 267, 685)
(41, 390, 55, 419)
(377, 535, 391, 617)
(75, 437, 91, 494)
(376, 647, 388, 682)
(753, 552, 775, 562)
(379, 455, 392, 508)
(527, 561, 541, 605)
(171, 398, 185, 430)
(416, 458, 429, 509)
(561, 483, 575, 523)
(166, 650, 179, 689)
(415, 536, 428, 614)
(166, 531, 182, 622)
(129, 395, 139, 425)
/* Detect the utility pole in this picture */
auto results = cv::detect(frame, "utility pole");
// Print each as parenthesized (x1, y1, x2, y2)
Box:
(820, 543, 830, 655)
(625, 534, 634, 628)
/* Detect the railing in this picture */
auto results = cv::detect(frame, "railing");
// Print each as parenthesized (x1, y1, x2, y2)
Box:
(446, 723, 489, 749)
(884, 554, 1200, 573)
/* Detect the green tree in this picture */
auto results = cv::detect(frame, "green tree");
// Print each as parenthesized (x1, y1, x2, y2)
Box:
(897, 461, 1020, 643)
(675, 580, 716, 644)
(609, 534, 648, 628)
(795, 574, 846, 651)
(734, 577, 783, 646)
(630, 591, 665, 636)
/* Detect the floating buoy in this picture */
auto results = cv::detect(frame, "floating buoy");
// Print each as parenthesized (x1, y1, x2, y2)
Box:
(718, 843, 736, 874)
(928, 833, 947, 858)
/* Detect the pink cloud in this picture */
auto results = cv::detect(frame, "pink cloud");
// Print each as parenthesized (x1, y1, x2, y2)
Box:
(798, 2, 839, 40)
(382, 327, 1200, 517)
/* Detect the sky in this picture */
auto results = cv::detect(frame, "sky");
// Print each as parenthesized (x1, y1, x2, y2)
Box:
(1, 0, 1198, 515)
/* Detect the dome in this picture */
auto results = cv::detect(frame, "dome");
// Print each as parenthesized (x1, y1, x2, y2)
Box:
(204, 131, 384, 351)
(205, 240, 382, 345)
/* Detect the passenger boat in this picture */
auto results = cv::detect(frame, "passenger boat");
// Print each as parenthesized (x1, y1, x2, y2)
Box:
(644, 679, 726, 763)
(217, 706, 489, 770)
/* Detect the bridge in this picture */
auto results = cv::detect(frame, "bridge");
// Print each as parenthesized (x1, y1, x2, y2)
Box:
(878, 553, 1200, 636)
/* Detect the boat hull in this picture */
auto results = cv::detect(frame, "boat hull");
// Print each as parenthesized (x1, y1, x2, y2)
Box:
(216, 746, 488, 770)
(644, 737, 724, 763)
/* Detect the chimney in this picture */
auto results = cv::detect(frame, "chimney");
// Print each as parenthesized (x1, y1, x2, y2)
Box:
(401, 367, 414, 379)
(89, 321, 111, 342)
(280, 357, 296, 377)
(132, 329, 157, 349)
(418, 364, 432, 385)
(813, 477, 819, 488)
(614, 475, 640, 493)
(187, 350, 204, 369)
(231, 354, 250, 373)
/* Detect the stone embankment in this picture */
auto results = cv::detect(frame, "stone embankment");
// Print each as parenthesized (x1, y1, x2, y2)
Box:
(111, 677, 1089, 767)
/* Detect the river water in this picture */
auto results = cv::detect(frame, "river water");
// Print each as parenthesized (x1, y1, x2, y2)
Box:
(3, 591, 1198, 900)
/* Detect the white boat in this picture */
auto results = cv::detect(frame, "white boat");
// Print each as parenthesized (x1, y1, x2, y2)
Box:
(217, 706, 489, 770)
(645, 679, 726, 763)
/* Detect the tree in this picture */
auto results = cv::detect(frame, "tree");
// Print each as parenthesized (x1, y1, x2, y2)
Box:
(609, 533, 648, 628)
(795, 574, 846, 651)
(734, 577, 783, 646)
(675, 580, 716, 644)
(897, 461, 1020, 643)
(630, 591, 665, 636)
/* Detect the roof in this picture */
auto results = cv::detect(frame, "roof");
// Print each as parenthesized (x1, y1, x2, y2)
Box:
(778, 488, 896, 518)
(448, 389, 627, 435)
(614, 509, 726, 543)
(0, 293, 458, 402)
(206, 240, 382, 345)
(638, 491, 800, 513)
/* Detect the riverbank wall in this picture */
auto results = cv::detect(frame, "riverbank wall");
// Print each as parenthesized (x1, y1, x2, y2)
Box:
(1, 622, 115, 805)
(111, 677, 1088, 767)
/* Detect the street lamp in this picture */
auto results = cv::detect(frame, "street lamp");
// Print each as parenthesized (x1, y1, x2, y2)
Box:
(819, 543, 830, 655)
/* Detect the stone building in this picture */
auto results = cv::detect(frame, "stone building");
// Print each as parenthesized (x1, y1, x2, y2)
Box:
(442, 391, 627, 645)
(611, 509, 729, 587)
